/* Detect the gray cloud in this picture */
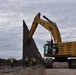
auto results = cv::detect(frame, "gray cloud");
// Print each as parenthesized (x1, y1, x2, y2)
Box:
(0, 0, 76, 59)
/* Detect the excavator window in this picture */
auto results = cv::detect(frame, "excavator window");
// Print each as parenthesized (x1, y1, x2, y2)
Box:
(44, 45, 48, 54)
(44, 43, 59, 55)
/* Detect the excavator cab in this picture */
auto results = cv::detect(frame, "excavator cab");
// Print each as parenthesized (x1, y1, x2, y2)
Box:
(44, 40, 58, 55)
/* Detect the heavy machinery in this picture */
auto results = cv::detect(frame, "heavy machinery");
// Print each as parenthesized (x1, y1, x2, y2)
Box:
(27, 12, 76, 68)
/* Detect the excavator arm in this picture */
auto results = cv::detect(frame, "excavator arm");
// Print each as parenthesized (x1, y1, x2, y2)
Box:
(27, 13, 62, 43)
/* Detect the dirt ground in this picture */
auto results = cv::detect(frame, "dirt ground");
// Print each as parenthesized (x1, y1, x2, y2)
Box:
(0, 65, 44, 75)
(44, 62, 76, 75)
(0, 63, 76, 75)
(44, 68, 76, 75)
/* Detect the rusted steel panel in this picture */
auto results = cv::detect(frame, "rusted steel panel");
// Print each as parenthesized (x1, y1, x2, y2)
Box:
(23, 20, 42, 65)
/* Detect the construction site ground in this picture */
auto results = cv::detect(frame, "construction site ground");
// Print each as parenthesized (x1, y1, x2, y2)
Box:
(0, 63, 76, 75)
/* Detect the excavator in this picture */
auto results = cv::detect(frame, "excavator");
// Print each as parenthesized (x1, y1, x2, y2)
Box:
(27, 12, 76, 68)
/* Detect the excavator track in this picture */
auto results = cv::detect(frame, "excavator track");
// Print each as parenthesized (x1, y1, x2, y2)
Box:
(68, 59, 76, 68)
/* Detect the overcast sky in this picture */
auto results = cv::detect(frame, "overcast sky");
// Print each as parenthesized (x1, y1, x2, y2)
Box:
(0, 0, 76, 59)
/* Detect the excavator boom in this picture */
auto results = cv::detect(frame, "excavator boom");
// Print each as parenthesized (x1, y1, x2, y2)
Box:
(28, 13, 62, 43)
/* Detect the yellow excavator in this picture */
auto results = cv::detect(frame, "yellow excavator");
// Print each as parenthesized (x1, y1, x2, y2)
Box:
(27, 12, 76, 68)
